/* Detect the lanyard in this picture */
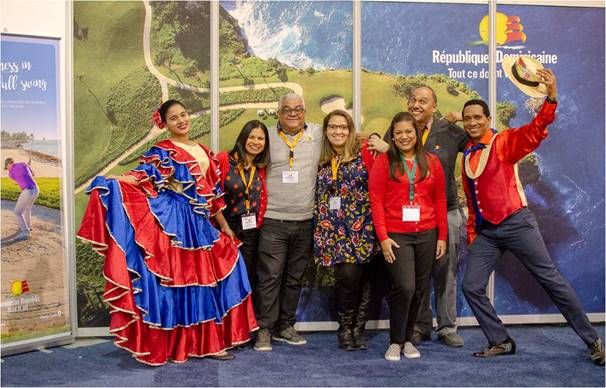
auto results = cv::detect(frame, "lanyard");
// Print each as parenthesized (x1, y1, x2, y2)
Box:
(400, 156, 417, 203)
(330, 154, 342, 182)
(421, 124, 431, 145)
(237, 165, 256, 213)
(278, 129, 305, 169)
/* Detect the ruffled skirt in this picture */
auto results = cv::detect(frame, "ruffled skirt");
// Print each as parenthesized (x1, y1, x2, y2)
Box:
(78, 177, 258, 365)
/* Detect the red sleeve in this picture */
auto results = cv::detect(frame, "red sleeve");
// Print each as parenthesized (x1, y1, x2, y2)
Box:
(369, 154, 389, 242)
(430, 154, 448, 241)
(496, 100, 556, 164)
(461, 158, 477, 245)
(205, 148, 226, 216)
(257, 167, 267, 227)
(360, 140, 376, 173)
(216, 151, 231, 193)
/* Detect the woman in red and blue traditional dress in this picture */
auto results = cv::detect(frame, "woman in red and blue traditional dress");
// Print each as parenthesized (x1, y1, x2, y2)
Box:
(77, 100, 258, 365)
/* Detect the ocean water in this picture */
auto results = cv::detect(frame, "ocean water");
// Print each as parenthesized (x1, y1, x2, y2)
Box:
(222, 1, 353, 70)
(22, 139, 60, 157)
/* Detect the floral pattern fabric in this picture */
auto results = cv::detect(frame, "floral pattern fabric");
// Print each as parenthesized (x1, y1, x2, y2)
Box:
(313, 154, 379, 266)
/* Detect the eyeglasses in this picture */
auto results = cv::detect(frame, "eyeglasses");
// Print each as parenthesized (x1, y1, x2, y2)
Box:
(326, 124, 349, 132)
(280, 107, 305, 116)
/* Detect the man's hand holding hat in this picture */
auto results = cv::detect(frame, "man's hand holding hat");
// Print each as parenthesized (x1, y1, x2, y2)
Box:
(536, 68, 557, 101)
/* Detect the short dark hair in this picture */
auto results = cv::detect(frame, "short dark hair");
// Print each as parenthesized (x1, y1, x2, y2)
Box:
(159, 99, 186, 123)
(4, 158, 14, 170)
(230, 120, 270, 168)
(462, 99, 491, 118)
(412, 85, 438, 105)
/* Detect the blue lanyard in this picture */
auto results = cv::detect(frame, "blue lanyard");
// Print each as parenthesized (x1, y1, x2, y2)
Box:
(400, 156, 417, 203)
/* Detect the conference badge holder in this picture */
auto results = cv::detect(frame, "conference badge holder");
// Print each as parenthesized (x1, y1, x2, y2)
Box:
(241, 213, 257, 230)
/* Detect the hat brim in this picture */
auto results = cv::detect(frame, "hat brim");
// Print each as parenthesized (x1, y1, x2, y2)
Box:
(502, 56, 547, 98)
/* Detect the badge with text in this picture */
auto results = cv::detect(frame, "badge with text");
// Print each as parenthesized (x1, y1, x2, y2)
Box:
(329, 196, 341, 210)
(402, 205, 421, 222)
(282, 170, 299, 184)
(241, 213, 257, 230)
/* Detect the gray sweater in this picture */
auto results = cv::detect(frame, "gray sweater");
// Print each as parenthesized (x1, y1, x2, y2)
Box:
(265, 123, 322, 220)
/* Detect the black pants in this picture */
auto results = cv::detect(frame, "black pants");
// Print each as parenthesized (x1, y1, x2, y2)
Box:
(255, 218, 313, 331)
(227, 218, 259, 290)
(334, 261, 373, 330)
(385, 229, 437, 343)
(462, 208, 598, 346)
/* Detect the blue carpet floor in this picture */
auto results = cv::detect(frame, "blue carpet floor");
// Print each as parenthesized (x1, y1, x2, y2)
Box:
(1, 324, 604, 387)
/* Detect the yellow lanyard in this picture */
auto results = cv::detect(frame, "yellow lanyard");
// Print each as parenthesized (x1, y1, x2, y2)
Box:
(278, 129, 305, 169)
(237, 165, 256, 213)
(331, 155, 342, 182)
(421, 123, 431, 145)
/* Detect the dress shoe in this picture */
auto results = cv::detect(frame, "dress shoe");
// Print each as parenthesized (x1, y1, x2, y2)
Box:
(473, 337, 516, 357)
(589, 338, 605, 366)
(410, 331, 431, 346)
(209, 350, 235, 361)
(438, 332, 464, 348)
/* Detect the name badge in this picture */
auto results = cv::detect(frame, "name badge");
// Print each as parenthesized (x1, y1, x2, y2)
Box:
(241, 213, 257, 230)
(282, 170, 299, 184)
(402, 205, 420, 222)
(329, 196, 341, 210)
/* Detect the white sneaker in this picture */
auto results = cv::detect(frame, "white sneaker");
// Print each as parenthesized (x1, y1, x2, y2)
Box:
(384, 343, 401, 361)
(402, 341, 420, 359)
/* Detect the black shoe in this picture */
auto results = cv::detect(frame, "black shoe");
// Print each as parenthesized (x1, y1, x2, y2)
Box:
(473, 338, 516, 357)
(410, 331, 431, 346)
(209, 350, 235, 361)
(589, 338, 605, 366)
(338, 327, 355, 351)
(352, 327, 368, 350)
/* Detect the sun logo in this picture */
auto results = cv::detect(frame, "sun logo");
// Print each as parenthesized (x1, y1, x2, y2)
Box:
(472, 13, 526, 46)
(11, 280, 30, 296)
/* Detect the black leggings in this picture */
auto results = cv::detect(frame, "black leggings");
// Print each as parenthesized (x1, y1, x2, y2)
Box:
(385, 228, 437, 343)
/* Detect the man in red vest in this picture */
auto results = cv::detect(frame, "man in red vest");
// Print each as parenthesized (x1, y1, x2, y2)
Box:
(460, 68, 604, 365)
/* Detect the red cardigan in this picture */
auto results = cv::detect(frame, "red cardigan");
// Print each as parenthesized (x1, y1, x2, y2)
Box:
(369, 152, 447, 242)
(216, 151, 267, 228)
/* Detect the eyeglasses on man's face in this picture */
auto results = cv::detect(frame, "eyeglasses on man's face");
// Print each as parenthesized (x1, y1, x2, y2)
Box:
(280, 106, 305, 116)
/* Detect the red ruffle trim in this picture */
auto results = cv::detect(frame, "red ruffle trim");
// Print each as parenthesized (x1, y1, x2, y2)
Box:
(118, 182, 241, 286)
(78, 191, 258, 366)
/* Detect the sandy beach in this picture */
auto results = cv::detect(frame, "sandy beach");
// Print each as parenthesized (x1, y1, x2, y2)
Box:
(0, 202, 69, 342)
(1, 148, 61, 178)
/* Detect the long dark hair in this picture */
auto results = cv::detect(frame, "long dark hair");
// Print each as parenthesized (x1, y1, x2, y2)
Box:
(385, 112, 428, 181)
(229, 120, 270, 168)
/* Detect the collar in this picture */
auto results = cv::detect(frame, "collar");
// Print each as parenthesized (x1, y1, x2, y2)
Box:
(466, 128, 496, 150)
(424, 116, 434, 131)
(277, 121, 308, 136)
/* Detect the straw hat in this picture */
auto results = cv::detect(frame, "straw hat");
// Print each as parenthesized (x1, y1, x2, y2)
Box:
(502, 55, 548, 98)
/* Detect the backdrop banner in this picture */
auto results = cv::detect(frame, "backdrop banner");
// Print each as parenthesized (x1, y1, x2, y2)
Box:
(1, 33, 71, 347)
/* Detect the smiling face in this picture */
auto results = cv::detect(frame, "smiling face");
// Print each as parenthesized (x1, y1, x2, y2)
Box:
(462, 104, 491, 141)
(245, 127, 266, 158)
(278, 96, 306, 133)
(407, 87, 436, 127)
(164, 103, 190, 137)
(392, 120, 418, 155)
(325, 114, 350, 151)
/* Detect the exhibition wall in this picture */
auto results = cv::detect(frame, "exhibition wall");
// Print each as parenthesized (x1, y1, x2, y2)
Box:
(1, 1, 603, 338)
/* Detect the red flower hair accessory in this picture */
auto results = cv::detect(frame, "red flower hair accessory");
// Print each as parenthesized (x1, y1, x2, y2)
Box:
(151, 109, 164, 129)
